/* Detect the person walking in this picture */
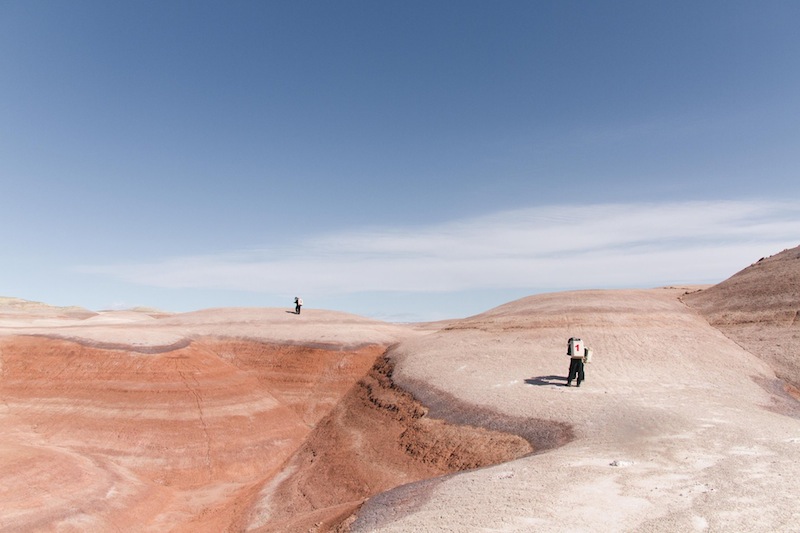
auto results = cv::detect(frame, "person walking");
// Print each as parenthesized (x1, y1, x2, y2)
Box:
(294, 297, 303, 315)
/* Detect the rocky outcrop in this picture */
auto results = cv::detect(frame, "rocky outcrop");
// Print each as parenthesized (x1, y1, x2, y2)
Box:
(247, 354, 547, 532)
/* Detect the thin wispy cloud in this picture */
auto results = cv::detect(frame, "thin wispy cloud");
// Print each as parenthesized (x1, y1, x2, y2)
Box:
(80, 200, 800, 296)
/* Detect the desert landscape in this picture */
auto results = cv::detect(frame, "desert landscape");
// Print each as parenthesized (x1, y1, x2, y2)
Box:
(1, 245, 799, 532)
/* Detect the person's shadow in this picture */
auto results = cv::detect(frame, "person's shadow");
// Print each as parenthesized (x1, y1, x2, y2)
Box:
(525, 375, 567, 386)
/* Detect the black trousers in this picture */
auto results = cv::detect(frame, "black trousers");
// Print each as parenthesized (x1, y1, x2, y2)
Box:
(568, 358, 585, 384)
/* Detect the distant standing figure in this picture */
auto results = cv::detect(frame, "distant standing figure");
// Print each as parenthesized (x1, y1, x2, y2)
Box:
(566, 337, 585, 387)
(294, 297, 303, 315)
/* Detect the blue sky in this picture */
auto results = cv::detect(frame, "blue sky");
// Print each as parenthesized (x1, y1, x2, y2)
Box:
(2, 1, 799, 321)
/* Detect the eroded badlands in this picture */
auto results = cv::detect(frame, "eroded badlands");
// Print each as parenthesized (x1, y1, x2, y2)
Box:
(1, 246, 799, 531)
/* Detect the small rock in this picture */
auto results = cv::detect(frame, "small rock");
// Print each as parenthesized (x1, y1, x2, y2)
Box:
(609, 460, 634, 467)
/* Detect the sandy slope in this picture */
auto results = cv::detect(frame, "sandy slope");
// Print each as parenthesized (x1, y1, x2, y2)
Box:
(0, 304, 410, 349)
(353, 287, 800, 531)
(683, 245, 800, 389)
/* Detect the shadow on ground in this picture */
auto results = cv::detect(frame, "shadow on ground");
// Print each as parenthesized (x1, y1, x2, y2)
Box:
(525, 375, 567, 386)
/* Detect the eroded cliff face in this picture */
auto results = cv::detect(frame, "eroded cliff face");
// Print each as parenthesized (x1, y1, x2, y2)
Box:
(0, 335, 557, 532)
(0, 336, 381, 531)
(247, 355, 549, 532)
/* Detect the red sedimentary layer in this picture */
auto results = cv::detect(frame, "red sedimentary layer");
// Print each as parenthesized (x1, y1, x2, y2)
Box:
(0, 335, 545, 531)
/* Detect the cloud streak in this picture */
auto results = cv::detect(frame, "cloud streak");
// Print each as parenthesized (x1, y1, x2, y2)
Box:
(81, 200, 800, 296)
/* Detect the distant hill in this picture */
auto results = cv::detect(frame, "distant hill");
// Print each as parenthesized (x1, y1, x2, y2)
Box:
(683, 244, 800, 387)
(0, 297, 96, 319)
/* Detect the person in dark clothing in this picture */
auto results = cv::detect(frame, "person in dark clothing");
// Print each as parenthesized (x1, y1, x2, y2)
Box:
(565, 337, 585, 387)
(567, 357, 584, 387)
(294, 297, 303, 315)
